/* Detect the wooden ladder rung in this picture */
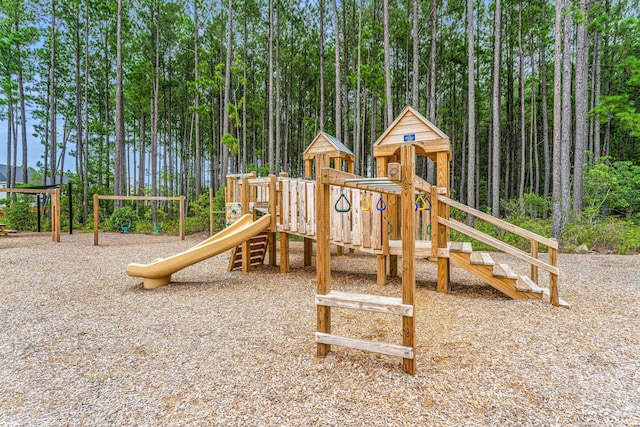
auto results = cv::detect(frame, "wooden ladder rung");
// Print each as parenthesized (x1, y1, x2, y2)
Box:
(315, 291, 413, 316)
(315, 332, 414, 359)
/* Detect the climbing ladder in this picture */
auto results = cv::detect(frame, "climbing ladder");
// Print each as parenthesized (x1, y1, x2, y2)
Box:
(228, 231, 269, 272)
(315, 291, 414, 359)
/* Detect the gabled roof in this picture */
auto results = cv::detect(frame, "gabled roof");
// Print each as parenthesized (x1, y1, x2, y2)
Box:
(373, 106, 451, 159)
(303, 132, 355, 162)
(0, 164, 35, 184)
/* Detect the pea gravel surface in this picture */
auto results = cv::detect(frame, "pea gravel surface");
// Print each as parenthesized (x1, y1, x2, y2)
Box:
(1, 232, 639, 426)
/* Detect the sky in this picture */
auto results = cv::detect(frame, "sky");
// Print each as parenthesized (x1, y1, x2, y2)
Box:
(0, 121, 76, 176)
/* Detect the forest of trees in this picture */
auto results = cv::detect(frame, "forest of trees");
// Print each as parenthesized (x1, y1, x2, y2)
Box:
(1, 0, 639, 241)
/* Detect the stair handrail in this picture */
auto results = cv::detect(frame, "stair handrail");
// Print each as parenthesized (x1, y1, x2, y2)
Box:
(436, 194, 560, 306)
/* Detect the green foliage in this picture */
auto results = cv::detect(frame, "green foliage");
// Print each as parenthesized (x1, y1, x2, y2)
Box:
(107, 207, 139, 231)
(247, 164, 270, 177)
(562, 214, 640, 254)
(184, 191, 212, 234)
(502, 194, 551, 220)
(583, 159, 640, 218)
(221, 133, 239, 155)
(3, 195, 38, 230)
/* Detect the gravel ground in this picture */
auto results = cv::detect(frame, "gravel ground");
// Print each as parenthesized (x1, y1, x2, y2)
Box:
(1, 231, 639, 426)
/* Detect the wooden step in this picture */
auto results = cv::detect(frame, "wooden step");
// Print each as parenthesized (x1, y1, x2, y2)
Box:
(493, 263, 518, 279)
(316, 291, 413, 316)
(470, 251, 495, 266)
(315, 332, 414, 359)
(516, 275, 544, 293)
(449, 241, 472, 253)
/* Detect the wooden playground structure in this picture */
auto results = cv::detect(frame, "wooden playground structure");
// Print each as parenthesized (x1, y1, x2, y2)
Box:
(0, 187, 61, 242)
(225, 106, 564, 375)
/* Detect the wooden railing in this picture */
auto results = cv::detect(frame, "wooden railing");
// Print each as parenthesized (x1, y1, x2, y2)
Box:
(435, 194, 560, 306)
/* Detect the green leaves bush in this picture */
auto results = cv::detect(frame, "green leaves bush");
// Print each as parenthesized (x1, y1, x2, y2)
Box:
(107, 207, 138, 231)
(3, 195, 38, 230)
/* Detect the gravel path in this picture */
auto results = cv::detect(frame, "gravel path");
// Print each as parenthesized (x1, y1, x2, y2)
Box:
(1, 232, 639, 426)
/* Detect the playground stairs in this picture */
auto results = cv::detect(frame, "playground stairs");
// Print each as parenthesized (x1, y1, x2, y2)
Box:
(448, 242, 544, 300)
(315, 291, 414, 359)
(228, 231, 269, 272)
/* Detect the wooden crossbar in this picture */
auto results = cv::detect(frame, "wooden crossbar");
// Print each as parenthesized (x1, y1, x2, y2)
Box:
(315, 333, 414, 359)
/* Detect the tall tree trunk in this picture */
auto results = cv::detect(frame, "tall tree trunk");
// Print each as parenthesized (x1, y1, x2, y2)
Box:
(332, 0, 341, 137)
(491, 0, 501, 217)
(552, 0, 564, 238)
(194, 0, 201, 197)
(466, 0, 475, 222)
(222, 0, 234, 176)
(517, 0, 526, 200)
(383, 0, 392, 125)
(426, 0, 437, 182)
(592, 32, 601, 162)
(16, 29, 28, 184)
(138, 111, 146, 196)
(540, 0, 550, 205)
(114, 0, 125, 206)
(560, 0, 572, 226)
(151, 7, 160, 224)
(355, 0, 363, 174)
(573, 0, 589, 214)
(412, 0, 420, 108)
(242, 5, 248, 172)
(267, 0, 274, 173)
(6, 95, 13, 187)
(319, 0, 325, 131)
(74, 5, 82, 199)
(275, 1, 281, 172)
(83, 7, 90, 224)
(49, 1, 57, 185)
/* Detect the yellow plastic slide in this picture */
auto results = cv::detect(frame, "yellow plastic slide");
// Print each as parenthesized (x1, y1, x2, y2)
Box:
(126, 214, 271, 289)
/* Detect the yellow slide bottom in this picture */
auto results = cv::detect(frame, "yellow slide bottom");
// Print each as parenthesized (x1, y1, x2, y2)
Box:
(126, 214, 271, 289)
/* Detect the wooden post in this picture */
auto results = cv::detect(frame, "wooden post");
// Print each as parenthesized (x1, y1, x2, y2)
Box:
(241, 177, 251, 273)
(401, 145, 416, 375)
(388, 155, 399, 277)
(530, 239, 539, 284)
(376, 156, 388, 286)
(304, 238, 313, 266)
(93, 193, 99, 246)
(305, 159, 313, 179)
(316, 154, 331, 356)
(549, 240, 559, 306)
(268, 175, 277, 266)
(226, 176, 233, 202)
(436, 152, 450, 293)
(179, 196, 185, 240)
(209, 187, 214, 236)
(430, 186, 438, 259)
(336, 157, 344, 257)
(280, 233, 290, 274)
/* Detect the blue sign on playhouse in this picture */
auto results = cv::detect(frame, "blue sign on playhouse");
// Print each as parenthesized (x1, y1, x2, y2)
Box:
(403, 134, 416, 142)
